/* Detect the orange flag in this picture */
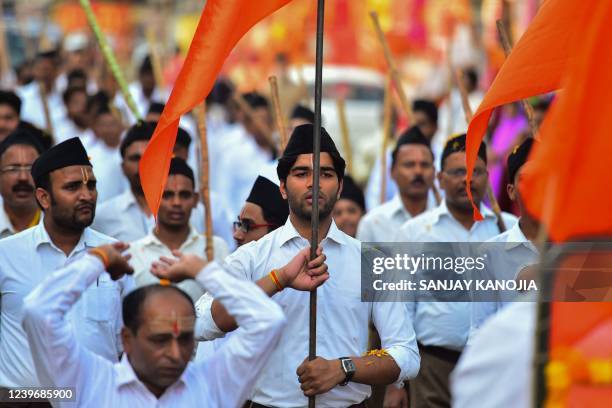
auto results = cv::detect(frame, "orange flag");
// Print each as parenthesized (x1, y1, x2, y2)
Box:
(521, 1, 612, 242)
(139, 0, 292, 216)
(464, 0, 590, 220)
(522, 2, 612, 405)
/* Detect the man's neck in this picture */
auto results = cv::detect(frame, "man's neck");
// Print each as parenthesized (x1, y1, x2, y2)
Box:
(132, 189, 152, 217)
(289, 213, 333, 245)
(399, 193, 428, 218)
(154, 224, 190, 251)
(4, 202, 39, 233)
(518, 215, 539, 242)
(43, 217, 83, 256)
(446, 200, 476, 230)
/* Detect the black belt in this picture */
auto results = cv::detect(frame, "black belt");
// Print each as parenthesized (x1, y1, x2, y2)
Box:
(417, 342, 462, 364)
(245, 401, 368, 408)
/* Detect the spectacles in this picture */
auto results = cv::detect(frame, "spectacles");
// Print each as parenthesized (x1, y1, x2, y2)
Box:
(232, 218, 277, 233)
(0, 164, 32, 175)
(444, 167, 487, 178)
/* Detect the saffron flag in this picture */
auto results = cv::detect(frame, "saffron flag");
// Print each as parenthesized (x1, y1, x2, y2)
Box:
(464, 0, 590, 220)
(139, 0, 293, 216)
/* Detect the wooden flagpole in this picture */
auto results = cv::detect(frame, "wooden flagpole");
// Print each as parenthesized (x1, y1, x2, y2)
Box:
(268, 75, 289, 152)
(336, 98, 353, 175)
(380, 74, 393, 205)
(309, 1, 326, 407)
(145, 26, 165, 92)
(194, 102, 214, 261)
(450, 65, 506, 233)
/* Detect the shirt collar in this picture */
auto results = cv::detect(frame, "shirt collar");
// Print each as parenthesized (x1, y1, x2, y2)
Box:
(390, 194, 409, 218)
(115, 354, 188, 391)
(505, 220, 538, 252)
(141, 227, 200, 249)
(432, 200, 497, 225)
(0, 206, 14, 236)
(278, 217, 348, 247)
(33, 222, 96, 254)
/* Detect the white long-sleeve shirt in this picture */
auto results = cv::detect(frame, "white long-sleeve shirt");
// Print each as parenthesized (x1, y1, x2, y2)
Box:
(197, 218, 420, 407)
(0, 223, 128, 387)
(22, 255, 286, 408)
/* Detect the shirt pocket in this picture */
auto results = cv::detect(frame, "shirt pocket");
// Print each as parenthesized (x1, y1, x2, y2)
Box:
(84, 277, 120, 322)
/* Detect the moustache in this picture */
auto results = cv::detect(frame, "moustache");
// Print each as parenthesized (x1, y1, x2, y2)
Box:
(12, 182, 34, 193)
(410, 175, 426, 185)
(75, 202, 95, 212)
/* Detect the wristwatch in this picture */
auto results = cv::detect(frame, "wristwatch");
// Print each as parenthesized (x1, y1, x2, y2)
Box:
(339, 357, 356, 386)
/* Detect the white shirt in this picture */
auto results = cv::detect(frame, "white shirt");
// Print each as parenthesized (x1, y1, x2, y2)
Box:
(54, 116, 96, 148)
(395, 201, 517, 350)
(470, 221, 539, 338)
(22, 255, 286, 408)
(129, 227, 229, 302)
(87, 140, 128, 203)
(0, 223, 129, 387)
(365, 148, 398, 210)
(197, 219, 420, 407)
(0, 205, 16, 239)
(451, 300, 536, 408)
(357, 193, 437, 242)
(113, 82, 168, 125)
(216, 132, 275, 217)
(16, 82, 66, 132)
(93, 190, 233, 248)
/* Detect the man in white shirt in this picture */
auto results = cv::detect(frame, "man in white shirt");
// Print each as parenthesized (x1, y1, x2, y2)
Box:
(365, 100, 439, 209)
(470, 138, 540, 337)
(217, 92, 276, 216)
(93, 122, 233, 245)
(55, 86, 95, 146)
(22, 241, 286, 408)
(395, 134, 517, 408)
(198, 125, 420, 407)
(358, 126, 437, 242)
(0, 131, 44, 238)
(130, 158, 229, 301)
(0, 138, 128, 389)
(16, 50, 66, 132)
(332, 175, 365, 238)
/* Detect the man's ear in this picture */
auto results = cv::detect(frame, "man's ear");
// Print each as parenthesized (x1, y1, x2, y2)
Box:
(279, 180, 288, 200)
(121, 327, 133, 355)
(35, 188, 51, 210)
(336, 178, 343, 200)
(507, 183, 516, 201)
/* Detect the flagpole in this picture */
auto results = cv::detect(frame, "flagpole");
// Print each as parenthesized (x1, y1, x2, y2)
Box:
(309, 1, 325, 407)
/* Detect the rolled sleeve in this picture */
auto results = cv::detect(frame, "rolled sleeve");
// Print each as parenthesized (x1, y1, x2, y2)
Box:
(372, 301, 420, 384)
(194, 291, 226, 341)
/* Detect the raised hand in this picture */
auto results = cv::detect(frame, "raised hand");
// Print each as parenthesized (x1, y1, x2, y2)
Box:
(151, 250, 208, 283)
(277, 246, 330, 291)
(89, 242, 133, 280)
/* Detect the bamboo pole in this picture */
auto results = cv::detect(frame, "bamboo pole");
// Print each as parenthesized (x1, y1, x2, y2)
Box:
(336, 98, 353, 175)
(380, 75, 393, 204)
(496, 20, 537, 135)
(369, 11, 412, 122)
(268, 76, 289, 152)
(450, 64, 506, 232)
(0, 1, 12, 83)
(194, 102, 214, 261)
(38, 82, 55, 144)
(80, 0, 142, 121)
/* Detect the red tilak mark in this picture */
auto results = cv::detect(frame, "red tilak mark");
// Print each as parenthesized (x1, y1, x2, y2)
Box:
(172, 319, 179, 336)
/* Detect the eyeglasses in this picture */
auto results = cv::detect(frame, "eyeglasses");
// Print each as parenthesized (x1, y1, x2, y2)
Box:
(0, 164, 32, 175)
(444, 167, 487, 179)
(232, 218, 277, 233)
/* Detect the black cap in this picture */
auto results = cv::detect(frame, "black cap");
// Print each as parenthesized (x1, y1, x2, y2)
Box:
(290, 104, 315, 123)
(175, 127, 191, 149)
(339, 175, 365, 212)
(0, 129, 45, 159)
(392, 126, 432, 167)
(31, 137, 91, 186)
(246, 176, 289, 225)
(507, 137, 535, 183)
(277, 124, 346, 180)
(168, 157, 194, 185)
(441, 133, 487, 169)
